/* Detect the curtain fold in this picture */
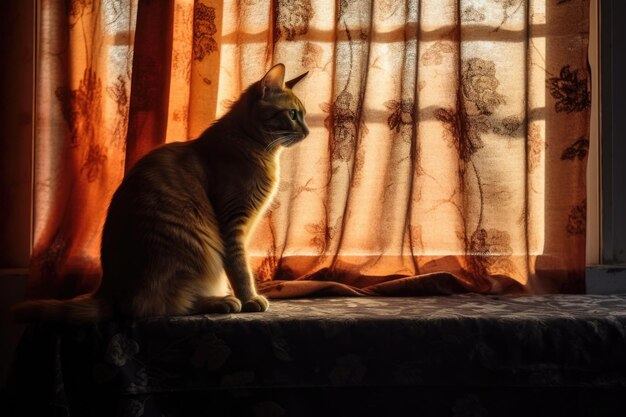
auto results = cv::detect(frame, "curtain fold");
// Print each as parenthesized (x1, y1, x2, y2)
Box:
(30, 0, 591, 299)
(124, 0, 174, 172)
(32, 0, 138, 297)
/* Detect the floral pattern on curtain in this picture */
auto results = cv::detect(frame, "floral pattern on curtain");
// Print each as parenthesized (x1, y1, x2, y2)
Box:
(30, 0, 591, 299)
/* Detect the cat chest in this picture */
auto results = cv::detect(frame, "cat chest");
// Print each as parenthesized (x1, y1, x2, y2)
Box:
(214, 159, 279, 225)
(220, 173, 277, 222)
(248, 175, 278, 209)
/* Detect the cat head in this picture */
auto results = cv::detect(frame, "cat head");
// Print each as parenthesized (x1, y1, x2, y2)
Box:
(250, 64, 310, 150)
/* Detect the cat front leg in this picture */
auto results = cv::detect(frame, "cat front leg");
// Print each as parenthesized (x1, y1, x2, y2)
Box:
(222, 232, 269, 312)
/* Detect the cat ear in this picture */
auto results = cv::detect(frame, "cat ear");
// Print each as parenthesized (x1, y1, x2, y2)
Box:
(259, 63, 285, 98)
(285, 71, 309, 90)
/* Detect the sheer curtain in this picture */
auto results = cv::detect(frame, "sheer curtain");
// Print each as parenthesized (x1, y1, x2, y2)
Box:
(30, 0, 590, 299)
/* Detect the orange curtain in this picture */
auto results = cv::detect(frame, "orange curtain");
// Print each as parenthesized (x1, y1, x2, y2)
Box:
(30, 0, 590, 299)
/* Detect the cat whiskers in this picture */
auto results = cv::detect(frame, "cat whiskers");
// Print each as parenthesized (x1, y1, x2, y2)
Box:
(264, 134, 301, 152)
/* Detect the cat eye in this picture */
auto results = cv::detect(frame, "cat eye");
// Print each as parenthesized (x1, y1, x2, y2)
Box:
(288, 109, 297, 120)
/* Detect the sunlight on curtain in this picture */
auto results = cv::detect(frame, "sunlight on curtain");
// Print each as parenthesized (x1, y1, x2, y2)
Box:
(31, 0, 590, 298)
(239, 0, 589, 295)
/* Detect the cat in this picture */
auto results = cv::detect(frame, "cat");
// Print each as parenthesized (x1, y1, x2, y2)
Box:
(12, 63, 309, 322)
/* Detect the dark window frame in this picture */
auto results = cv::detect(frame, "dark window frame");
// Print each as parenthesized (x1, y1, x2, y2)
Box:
(600, 0, 626, 265)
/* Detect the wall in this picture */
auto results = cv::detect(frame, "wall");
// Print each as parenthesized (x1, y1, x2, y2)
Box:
(0, 0, 33, 389)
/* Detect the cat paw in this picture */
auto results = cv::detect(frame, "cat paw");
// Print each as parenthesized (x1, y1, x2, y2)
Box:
(218, 295, 243, 313)
(241, 295, 269, 313)
(195, 295, 241, 314)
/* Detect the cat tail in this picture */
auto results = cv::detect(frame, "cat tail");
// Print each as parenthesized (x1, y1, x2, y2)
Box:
(11, 294, 110, 323)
